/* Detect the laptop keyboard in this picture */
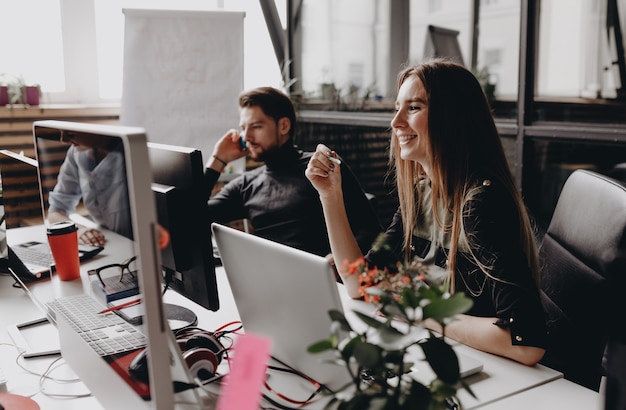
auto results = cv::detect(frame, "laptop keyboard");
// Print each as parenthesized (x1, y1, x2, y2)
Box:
(47, 294, 146, 357)
(12, 244, 54, 267)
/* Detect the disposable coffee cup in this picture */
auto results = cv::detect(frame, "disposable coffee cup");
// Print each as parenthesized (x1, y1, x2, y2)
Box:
(47, 221, 81, 281)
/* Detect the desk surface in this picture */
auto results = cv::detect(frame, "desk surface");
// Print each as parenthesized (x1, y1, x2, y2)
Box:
(479, 378, 601, 409)
(0, 227, 601, 409)
(0, 272, 103, 410)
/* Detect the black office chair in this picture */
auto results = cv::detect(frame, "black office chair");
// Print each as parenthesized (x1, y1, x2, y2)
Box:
(605, 338, 626, 409)
(538, 169, 626, 391)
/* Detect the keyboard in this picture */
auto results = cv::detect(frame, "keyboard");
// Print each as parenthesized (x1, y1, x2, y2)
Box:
(47, 294, 146, 357)
(12, 243, 54, 268)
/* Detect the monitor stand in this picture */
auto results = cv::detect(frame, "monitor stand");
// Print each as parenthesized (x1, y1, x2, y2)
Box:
(164, 303, 197, 331)
(115, 302, 196, 331)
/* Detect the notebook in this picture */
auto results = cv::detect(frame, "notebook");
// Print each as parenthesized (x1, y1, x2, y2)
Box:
(211, 223, 353, 393)
(0, 149, 103, 282)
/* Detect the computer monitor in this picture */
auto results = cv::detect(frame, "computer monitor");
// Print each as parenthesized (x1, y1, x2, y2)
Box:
(32, 120, 194, 409)
(423, 24, 465, 66)
(147, 142, 219, 312)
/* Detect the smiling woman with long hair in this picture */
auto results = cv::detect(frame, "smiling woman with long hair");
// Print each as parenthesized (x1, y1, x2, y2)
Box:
(306, 58, 547, 366)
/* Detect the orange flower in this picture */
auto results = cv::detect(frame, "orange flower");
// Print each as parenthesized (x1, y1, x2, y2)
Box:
(344, 257, 429, 304)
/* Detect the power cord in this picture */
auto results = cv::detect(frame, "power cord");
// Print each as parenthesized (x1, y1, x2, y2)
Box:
(0, 341, 91, 400)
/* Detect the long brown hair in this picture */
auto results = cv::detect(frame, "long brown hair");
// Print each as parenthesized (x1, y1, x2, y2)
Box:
(390, 58, 539, 290)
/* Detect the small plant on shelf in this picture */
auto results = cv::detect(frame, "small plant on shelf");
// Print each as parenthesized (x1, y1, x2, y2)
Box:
(308, 235, 476, 409)
(1, 74, 42, 108)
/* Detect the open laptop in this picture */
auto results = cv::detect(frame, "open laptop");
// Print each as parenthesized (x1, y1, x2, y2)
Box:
(212, 223, 484, 392)
(212, 223, 353, 393)
(0, 149, 103, 282)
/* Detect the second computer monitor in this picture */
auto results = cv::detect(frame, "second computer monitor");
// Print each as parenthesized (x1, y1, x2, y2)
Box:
(148, 142, 219, 312)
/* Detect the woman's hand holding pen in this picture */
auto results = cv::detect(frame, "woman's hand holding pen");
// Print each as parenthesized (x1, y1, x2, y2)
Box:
(307, 144, 363, 298)
(305, 144, 344, 201)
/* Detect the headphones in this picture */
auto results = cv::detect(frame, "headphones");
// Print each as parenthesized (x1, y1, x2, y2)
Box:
(175, 328, 227, 381)
(128, 327, 231, 385)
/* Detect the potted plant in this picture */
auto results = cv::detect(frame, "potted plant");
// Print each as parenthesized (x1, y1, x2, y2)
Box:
(308, 236, 476, 409)
(0, 73, 11, 106)
(0, 81, 7, 106)
(23, 83, 42, 106)
(3, 75, 42, 108)
(0, 86, 7, 106)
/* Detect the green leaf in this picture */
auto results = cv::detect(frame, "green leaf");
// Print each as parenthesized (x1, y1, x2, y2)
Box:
(353, 342, 382, 369)
(340, 393, 372, 410)
(329, 309, 353, 332)
(364, 289, 395, 306)
(459, 378, 478, 399)
(376, 327, 414, 350)
(420, 286, 442, 300)
(365, 287, 388, 297)
(382, 349, 403, 365)
(420, 338, 460, 385)
(308, 339, 334, 353)
(402, 380, 431, 410)
(340, 335, 361, 362)
(423, 293, 473, 322)
(379, 302, 407, 321)
(401, 287, 421, 309)
(354, 310, 389, 330)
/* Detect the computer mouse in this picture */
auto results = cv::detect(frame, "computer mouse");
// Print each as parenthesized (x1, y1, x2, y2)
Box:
(128, 348, 149, 383)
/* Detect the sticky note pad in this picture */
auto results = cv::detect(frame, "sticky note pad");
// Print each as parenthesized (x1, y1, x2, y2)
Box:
(216, 333, 272, 410)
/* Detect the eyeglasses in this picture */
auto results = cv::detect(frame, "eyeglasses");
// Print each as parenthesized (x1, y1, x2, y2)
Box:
(88, 256, 137, 288)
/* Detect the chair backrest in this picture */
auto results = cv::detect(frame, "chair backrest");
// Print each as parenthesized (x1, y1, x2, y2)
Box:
(604, 339, 626, 410)
(539, 169, 626, 391)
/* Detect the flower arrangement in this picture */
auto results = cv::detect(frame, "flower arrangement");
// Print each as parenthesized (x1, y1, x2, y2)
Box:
(308, 235, 476, 409)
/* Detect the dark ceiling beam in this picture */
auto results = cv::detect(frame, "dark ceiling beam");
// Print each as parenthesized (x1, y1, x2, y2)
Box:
(259, 0, 286, 68)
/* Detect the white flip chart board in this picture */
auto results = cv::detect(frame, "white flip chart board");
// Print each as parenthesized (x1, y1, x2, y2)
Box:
(121, 9, 245, 168)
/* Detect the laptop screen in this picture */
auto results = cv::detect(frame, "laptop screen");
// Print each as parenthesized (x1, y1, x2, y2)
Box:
(212, 222, 352, 392)
(0, 150, 42, 273)
(0, 150, 41, 228)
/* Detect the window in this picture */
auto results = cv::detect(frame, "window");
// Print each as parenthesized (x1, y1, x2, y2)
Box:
(297, 1, 519, 108)
(300, 0, 390, 102)
(535, 0, 626, 124)
(1, 0, 283, 105)
(0, 1, 65, 95)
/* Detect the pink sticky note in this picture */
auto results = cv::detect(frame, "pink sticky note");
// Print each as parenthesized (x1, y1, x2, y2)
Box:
(216, 333, 272, 410)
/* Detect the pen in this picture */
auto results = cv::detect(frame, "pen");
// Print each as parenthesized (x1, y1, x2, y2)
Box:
(99, 298, 142, 314)
(327, 155, 341, 165)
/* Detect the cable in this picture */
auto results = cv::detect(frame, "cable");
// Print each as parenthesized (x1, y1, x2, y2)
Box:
(1, 341, 91, 400)
(38, 356, 92, 399)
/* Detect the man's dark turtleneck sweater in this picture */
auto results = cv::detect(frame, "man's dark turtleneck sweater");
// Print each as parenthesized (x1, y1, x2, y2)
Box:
(205, 143, 381, 257)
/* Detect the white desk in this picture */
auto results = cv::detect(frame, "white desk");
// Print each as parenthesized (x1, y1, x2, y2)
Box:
(452, 343, 563, 409)
(479, 378, 602, 409)
(0, 226, 599, 409)
(0, 272, 103, 410)
(335, 293, 565, 410)
(7, 225, 135, 308)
